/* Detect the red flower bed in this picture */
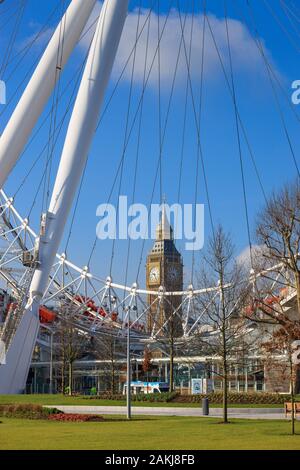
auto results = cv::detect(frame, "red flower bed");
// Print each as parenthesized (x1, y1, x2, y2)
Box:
(48, 413, 104, 422)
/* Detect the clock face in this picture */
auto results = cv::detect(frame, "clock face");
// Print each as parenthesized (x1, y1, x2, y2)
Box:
(167, 265, 180, 282)
(149, 266, 160, 284)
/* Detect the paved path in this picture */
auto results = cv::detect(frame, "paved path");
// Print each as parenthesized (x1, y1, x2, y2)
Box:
(45, 405, 287, 420)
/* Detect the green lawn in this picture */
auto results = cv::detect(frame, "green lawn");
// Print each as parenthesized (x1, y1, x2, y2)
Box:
(0, 394, 285, 408)
(0, 416, 300, 450)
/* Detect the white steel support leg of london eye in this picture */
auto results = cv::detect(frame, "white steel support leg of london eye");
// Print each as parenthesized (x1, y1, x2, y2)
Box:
(0, 0, 129, 394)
(0, 0, 97, 190)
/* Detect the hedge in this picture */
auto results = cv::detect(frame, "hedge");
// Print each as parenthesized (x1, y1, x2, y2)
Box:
(85, 391, 178, 402)
(0, 404, 61, 419)
(175, 392, 292, 404)
(85, 391, 293, 404)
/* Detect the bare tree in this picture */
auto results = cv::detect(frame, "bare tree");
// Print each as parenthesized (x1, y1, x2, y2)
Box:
(246, 179, 300, 393)
(256, 179, 300, 314)
(196, 225, 251, 423)
(54, 302, 89, 395)
(149, 288, 183, 392)
(164, 313, 176, 392)
(142, 346, 152, 392)
(162, 284, 184, 392)
(54, 323, 67, 394)
(91, 333, 125, 394)
(262, 326, 300, 435)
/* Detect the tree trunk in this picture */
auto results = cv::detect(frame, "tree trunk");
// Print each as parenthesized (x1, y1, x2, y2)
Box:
(290, 356, 295, 435)
(223, 357, 228, 423)
(111, 360, 115, 395)
(68, 361, 73, 396)
(294, 364, 300, 395)
(61, 354, 65, 394)
(290, 275, 300, 395)
(169, 339, 174, 392)
(295, 271, 300, 320)
(220, 275, 228, 424)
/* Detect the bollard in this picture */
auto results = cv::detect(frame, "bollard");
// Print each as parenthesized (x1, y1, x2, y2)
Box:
(202, 397, 209, 416)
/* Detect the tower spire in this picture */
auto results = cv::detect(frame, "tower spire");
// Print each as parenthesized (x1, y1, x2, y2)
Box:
(156, 201, 173, 241)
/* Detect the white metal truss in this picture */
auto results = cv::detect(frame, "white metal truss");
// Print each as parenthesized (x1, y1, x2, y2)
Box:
(0, 188, 294, 346)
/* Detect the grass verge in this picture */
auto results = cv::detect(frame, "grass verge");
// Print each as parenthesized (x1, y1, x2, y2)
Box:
(0, 416, 299, 450)
(0, 394, 286, 408)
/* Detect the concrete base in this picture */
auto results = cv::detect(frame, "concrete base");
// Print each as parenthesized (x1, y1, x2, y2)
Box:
(0, 302, 39, 394)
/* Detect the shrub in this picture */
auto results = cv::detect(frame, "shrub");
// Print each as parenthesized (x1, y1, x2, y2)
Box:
(81, 391, 290, 405)
(48, 413, 104, 422)
(84, 391, 179, 402)
(84, 392, 123, 400)
(173, 392, 292, 404)
(0, 404, 61, 419)
(132, 392, 179, 403)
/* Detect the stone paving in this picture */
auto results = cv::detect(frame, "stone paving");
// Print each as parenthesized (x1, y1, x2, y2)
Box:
(45, 405, 288, 420)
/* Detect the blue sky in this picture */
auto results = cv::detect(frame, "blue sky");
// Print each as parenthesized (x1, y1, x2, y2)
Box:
(0, 0, 300, 288)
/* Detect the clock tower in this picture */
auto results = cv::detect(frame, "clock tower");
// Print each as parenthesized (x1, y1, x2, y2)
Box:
(146, 206, 183, 336)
